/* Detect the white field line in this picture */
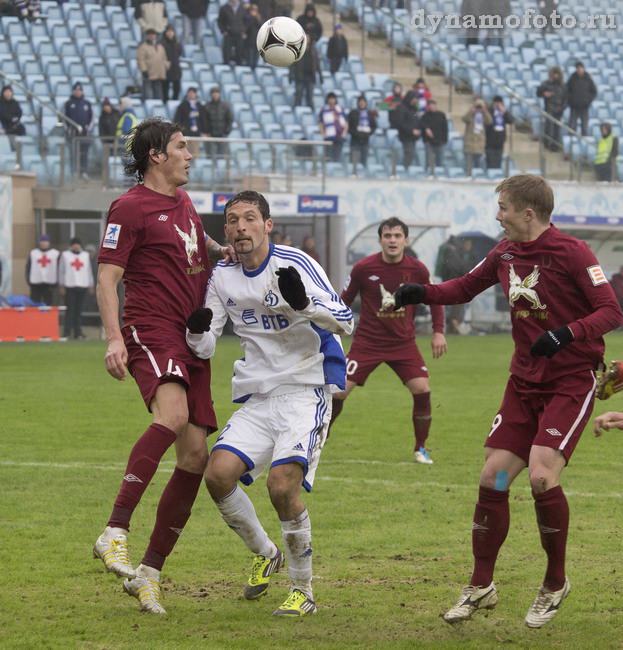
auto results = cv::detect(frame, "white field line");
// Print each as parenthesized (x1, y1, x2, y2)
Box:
(1, 460, 622, 499)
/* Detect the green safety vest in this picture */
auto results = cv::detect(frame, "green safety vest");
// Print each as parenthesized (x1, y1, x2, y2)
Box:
(595, 134, 615, 165)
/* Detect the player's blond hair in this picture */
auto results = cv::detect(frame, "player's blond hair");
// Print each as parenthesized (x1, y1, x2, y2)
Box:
(495, 174, 554, 222)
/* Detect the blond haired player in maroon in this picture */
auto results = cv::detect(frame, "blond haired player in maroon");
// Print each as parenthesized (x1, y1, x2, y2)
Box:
(330, 216, 447, 463)
(394, 175, 623, 628)
(93, 117, 233, 614)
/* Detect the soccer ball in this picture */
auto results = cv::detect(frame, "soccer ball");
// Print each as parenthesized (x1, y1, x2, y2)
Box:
(256, 16, 307, 67)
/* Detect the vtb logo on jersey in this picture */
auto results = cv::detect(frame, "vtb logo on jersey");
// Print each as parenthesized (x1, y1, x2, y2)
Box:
(508, 264, 547, 309)
(174, 219, 198, 265)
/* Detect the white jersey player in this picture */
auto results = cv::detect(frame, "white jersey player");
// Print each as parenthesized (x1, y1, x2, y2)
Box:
(186, 190, 353, 617)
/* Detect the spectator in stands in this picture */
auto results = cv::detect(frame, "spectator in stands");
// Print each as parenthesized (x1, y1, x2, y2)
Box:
(461, 0, 480, 46)
(282, 233, 293, 246)
(380, 82, 403, 130)
(12, 0, 41, 22)
(610, 265, 623, 311)
(348, 95, 377, 169)
(318, 91, 348, 163)
(63, 82, 94, 179)
(244, 3, 262, 69)
(301, 235, 320, 263)
(566, 61, 597, 137)
(0, 85, 26, 139)
(536, 66, 567, 152)
(161, 24, 184, 102)
(26, 234, 59, 306)
(204, 87, 233, 156)
(59, 237, 94, 340)
(538, 0, 560, 34)
(420, 99, 448, 173)
(177, 0, 209, 45)
(297, 3, 322, 42)
(594, 123, 619, 182)
(99, 98, 121, 141)
(394, 90, 422, 169)
(462, 97, 492, 175)
(270, 231, 283, 244)
(134, 0, 168, 34)
(327, 23, 348, 75)
(485, 95, 514, 169)
(479, 0, 511, 47)
(218, 0, 247, 66)
(174, 87, 205, 155)
(137, 29, 170, 100)
(412, 77, 432, 115)
(290, 35, 321, 109)
(117, 97, 138, 144)
(273, 0, 292, 17)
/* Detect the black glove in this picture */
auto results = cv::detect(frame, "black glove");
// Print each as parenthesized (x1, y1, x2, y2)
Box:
(186, 307, 213, 334)
(276, 266, 309, 310)
(530, 326, 573, 359)
(394, 283, 426, 310)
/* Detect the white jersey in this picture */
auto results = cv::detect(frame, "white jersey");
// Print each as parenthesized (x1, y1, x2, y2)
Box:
(28, 247, 59, 284)
(58, 250, 94, 288)
(187, 244, 354, 403)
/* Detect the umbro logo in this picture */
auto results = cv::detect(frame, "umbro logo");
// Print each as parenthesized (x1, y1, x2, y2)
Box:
(158, 214, 169, 221)
(300, 547, 313, 558)
(539, 524, 561, 534)
(368, 275, 379, 281)
(546, 428, 563, 437)
(226, 298, 236, 306)
(501, 253, 514, 260)
(170, 527, 183, 535)
(292, 442, 305, 451)
(123, 473, 143, 483)
(472, 522, 489, 531)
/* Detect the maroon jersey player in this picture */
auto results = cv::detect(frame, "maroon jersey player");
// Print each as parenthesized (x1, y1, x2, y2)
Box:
(395, 175, 623, 628)
(93, 118, 233, 615)
(330, 216, 447, 463)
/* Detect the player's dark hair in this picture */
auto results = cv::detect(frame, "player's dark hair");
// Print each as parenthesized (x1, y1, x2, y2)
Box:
(496, 174, 554, 221)
(123, 117, 183, 183)
(378, 217, 409, 238)
(224, 191, 271, 221)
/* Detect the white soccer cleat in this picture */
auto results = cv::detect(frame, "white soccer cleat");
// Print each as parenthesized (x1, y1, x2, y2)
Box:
(414, 447, 433, 464)
(93, 533, 136, 579)
(443, 582, 499, 623)
(525, 578, 570, 628)
(123, 576, 167, 615)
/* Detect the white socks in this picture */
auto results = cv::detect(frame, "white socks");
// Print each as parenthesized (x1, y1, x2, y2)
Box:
(281, 508, 313, 599)
(136, 563, 160, 580)
(216, 486, 277, 558)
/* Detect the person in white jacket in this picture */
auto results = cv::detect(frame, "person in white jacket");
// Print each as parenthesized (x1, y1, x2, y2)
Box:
(186, 190, 353, 617)
(58, 237, 94, 339)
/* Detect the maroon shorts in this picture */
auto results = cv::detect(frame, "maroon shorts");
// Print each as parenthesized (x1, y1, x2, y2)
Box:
(123, 323, 217, 432)
(345, 341, 428, 386)
(485, 371, 597, 464)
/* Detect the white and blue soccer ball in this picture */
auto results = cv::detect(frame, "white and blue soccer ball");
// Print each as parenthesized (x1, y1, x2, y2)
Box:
(256, 16, 307, 68)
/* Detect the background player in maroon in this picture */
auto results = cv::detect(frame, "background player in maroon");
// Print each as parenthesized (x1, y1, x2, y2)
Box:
(93, 118, 233, 614)
(395, 175, 623, 628)
(330, 217, 447, 463)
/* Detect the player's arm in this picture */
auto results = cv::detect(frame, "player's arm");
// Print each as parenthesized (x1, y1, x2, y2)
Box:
(186, 279, 228, 359)
(206, 235, 238, 263)
(96, 263, 127, 381)
(593, 411, 623, 436)
(276, 263, 354, 335)
(340, 267, 360, 307)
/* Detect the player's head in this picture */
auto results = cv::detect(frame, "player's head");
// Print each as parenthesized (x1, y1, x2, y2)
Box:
(378, 217, 409, 263)
(223, 191, 273, 261)
(39, 234, 51, 250)
(70, 237, 82, 252)
(124, 117, 190, 185)
(495, 174, 554, 242)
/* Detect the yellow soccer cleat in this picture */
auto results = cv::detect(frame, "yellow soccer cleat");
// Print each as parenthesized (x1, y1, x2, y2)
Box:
(244, 549, 285, 600)
(273, 589, 317, 617)
(123, 576, 167, 615)
(93, 534, 136, 579)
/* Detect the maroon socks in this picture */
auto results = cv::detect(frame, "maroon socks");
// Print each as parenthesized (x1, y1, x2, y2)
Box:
(107, 423, 177, 530)
(412, 392, 431, 449)
(533, 485, 569, 591)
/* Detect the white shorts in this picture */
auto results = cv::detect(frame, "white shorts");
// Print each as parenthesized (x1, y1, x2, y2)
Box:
(212, 386, 331, 492)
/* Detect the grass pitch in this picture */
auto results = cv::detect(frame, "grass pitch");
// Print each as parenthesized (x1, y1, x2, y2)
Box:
(1, 332, 623, 649)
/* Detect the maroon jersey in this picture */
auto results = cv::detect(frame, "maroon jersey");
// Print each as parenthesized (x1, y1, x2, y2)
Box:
(98, 184, 210, 331)
(423, 226, 623, 382)
(342, 252, 444, 352)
